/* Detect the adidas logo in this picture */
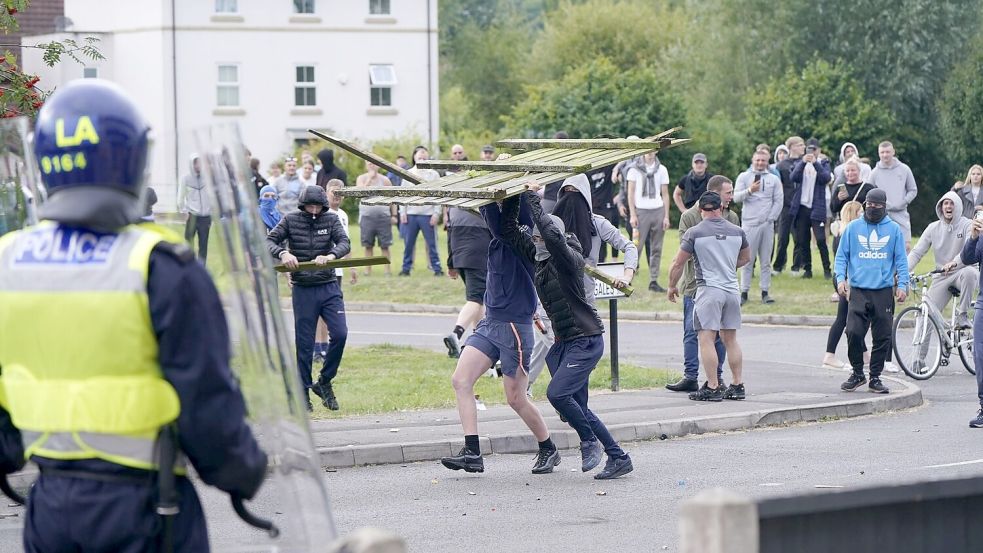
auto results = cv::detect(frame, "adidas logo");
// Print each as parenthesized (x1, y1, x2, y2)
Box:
(858, 229, 889, 259)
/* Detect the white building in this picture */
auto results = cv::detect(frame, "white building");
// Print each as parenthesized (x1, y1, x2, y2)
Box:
(22, 0, 439, 211)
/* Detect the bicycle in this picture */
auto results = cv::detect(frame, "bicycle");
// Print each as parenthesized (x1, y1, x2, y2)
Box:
(892, 269, 976, 380)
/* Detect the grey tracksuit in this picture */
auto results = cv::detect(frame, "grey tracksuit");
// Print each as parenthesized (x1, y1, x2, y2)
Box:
(908, 191, 978, 318)
(869, 157, 918, 242)
(734, 169, 783, 293)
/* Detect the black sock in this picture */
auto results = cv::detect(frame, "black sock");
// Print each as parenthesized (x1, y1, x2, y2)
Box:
(539, 437, 555, 452)
(464, 435, 480, 455)
(453, 325, 465, 339)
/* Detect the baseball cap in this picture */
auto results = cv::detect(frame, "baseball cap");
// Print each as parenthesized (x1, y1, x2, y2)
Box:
(805, 137, 820, 148)
(692, 153, 707, 163)
(481, 145, 495, 154)
(699, 191, 722, 211)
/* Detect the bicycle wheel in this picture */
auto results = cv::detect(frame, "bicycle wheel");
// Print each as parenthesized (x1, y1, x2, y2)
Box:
(957, 328, 976, 375)
(893, 305, 943, 380)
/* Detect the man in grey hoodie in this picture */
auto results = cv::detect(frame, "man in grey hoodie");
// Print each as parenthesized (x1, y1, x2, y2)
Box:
(907, 191, 978, 329)
(869, 141, 917, 249)
(178, 154, 211, 262)
(734, 149, 783, 305)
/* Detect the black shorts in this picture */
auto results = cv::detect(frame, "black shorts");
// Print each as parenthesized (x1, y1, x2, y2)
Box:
(459, 268, 487, 304)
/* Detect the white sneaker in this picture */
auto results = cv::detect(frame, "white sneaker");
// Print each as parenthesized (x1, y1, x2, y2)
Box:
(883, 361, 900, 373)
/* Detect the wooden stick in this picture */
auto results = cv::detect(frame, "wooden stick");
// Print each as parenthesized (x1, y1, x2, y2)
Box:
(584, 264, 634, 297)
(495, 138, 668, 150)
(415, 160, 592, 173)
(307, 130, 421, 185)
(274, 256, 390, 273)
(335, 186, 506, 199)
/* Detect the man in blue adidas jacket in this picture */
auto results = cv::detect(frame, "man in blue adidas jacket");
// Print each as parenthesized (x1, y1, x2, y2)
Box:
(834, 188, 910, 394)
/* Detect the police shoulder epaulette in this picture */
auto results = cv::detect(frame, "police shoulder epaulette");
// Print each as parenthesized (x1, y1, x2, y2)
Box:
(153, 240, 195, 264)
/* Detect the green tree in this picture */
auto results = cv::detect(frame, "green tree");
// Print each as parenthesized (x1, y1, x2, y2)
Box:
(938, 34, 983, 173)
(744, 60, 896, 164)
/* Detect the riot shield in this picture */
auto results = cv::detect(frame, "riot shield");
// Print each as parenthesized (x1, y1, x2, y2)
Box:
(192, 123, 337, 551)
(0, 117, 43, 237)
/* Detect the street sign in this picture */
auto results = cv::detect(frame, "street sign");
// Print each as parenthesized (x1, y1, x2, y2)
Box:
(593, 261, 627, 300)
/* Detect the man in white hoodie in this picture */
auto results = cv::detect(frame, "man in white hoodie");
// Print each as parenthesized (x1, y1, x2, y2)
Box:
(869, 141, 918, 250)
(907, 191, 978, 329)
(178, 154, 211, 262)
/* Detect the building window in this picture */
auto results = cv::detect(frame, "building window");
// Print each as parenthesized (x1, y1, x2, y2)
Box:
(215, 0, 237, 12)
(369, 0, 390, 15)
(217, 64, 239, 107)
(293, 0, 315, 14)
(369, 64, 396, 107)
(295, 65, 316, 107)
(83, 67, 98, 79)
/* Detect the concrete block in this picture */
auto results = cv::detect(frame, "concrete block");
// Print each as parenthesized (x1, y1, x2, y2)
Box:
(319, 447, 356, 469)
(756, 408, 803, 426)
(608, 423, 637, 443)
(401, 441, 454, 463)
(353, 444, 404, 466)
(489, 433, 538, 454)
(633, 421, 662, 441)
(694, 413, 757, 433)
(547, 430, 576, 451)
(680, 488, 759, 553)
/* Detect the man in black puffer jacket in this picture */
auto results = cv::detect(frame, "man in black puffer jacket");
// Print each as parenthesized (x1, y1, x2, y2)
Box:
(501, 186, 634, 480)
(267, 185, 351, 411)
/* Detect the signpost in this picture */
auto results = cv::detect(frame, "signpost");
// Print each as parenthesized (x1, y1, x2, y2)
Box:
(592, 261, 628, 391)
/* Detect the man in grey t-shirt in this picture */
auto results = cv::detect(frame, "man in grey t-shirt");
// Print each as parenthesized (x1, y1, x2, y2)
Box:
(668, 191, 751, 402)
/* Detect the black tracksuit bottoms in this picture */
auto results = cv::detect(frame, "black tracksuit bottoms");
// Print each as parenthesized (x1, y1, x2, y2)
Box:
(846, 287, 894, 379)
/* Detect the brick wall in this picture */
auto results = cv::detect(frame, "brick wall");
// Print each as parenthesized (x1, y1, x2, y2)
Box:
(5, 0, 65, 68)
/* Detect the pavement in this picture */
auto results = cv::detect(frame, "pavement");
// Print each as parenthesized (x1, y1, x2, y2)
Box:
(309, 361, 922, 469)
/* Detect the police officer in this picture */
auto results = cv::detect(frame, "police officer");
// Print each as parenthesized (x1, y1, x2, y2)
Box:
(0, 79, 268, 552)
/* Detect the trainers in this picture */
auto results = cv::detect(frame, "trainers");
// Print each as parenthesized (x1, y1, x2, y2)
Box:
(688, 382, 723, 402)
(823, 270, 833, 280)
(648, 281, 667, 293)
(665, 377, 699, 392)
(956, 313, 972, 329)
(723, 383, 746, 400)
(594, 454, 633, 480)
(740, 291, 748, 306)
(883, 361, 900, 373)
(398, 270, 410, 276)
(868, 378, 890, 394)
(443, 333, 462, 358)
(580, 439, 603, 472)
(441, 447, 484, 473)
(434, 270, 445, 277)
(531, 448, 560, 474)
(970, 409, 983, 428)
(761, 292, 775, 304)
(312, 351, 325, 365)
(841, 372, 867, 391)
(909, 359, 927, 375)
(319, 382, 339, 410)
(802, 270, 813, 279)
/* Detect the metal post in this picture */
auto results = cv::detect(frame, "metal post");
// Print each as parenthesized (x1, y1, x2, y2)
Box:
(609, 298, 619, 391)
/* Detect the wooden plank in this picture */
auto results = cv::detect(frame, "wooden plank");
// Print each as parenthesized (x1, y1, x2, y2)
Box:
(274, 256, 390, 273)
(307, 129, 421, 185)
(584, 265, 634, 297)
(335, 186, 505, 199)
(495, 138, 668, 151)
(415, 160, 591, 173)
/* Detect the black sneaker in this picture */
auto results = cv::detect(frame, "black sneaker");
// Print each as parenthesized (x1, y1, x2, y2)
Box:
(823, 270, 833, 280)
(318, 382, 339, 410)
(434, 270, 444, 277)
(581, 439, 603, 472)
(594, 454, 633, 480)
(841, 372, 867, 391)
(665, 377, 699, 392)
(970, 409, 983, 428)
(531, 448, 560, 474)
(868, 378, 890, 394)
(398, 270, 410, 276)
(443, 333, 462, 358)
(761, 292, 775, 304)
(688, 382, 723, 402)
(723, 383, 746, 400)
(802, 270, 813, 279)
(740, 291, 748, 306)
(441, 447, 484, 473)
(305, 399, 313, 412)
(648, 281, 667, 293)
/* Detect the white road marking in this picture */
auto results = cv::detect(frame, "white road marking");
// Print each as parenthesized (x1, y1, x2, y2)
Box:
(922, 458, 983, 469)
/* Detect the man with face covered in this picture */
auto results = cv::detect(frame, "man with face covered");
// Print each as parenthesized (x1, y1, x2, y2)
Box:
(834, 188, 910, 394)
(501, 184, 633, 480)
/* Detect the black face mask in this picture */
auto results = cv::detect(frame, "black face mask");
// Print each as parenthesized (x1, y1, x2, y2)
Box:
(865, 206, 886, 223)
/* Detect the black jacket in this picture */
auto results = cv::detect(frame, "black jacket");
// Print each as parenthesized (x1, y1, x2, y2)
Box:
(777, 157, 799, 208)
(266, 209, 351, 286)
(676, 171, 715, 209)
(316, 149, 348, 188)
(502, 192, 604, 341)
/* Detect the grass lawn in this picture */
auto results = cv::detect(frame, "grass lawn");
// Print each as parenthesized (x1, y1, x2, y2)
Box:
(309, 344, 679, 419)
(166, 218, 937, 317)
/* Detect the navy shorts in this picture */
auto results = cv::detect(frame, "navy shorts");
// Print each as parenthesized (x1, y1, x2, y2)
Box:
(465, 319, 533, 377)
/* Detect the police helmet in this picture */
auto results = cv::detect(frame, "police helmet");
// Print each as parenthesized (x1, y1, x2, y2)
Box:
(34, 79, 150, 230)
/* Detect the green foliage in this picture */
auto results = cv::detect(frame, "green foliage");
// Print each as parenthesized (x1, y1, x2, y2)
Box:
(938, 34, 983, 172)
(744, 59, 896, 161)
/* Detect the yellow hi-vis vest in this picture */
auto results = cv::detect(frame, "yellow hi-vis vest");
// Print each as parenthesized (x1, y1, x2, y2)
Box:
(0, 221, 182, 471)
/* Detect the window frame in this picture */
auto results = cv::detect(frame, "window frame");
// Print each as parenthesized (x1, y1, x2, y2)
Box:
(214, 0, 238, 13)
(294, 64, 317, 107)
(369, 64, 396, 107)
(216, 63, 240, 107)
(369, 0, 390, 15)
(293, 0, 315, 14)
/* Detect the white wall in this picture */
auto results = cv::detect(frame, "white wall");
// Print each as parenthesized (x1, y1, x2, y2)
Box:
(23, 0, 439, 212)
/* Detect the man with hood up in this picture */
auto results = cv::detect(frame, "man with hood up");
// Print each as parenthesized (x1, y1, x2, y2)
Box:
(179, 153, 211, 262)
(907, 191, 977, 330)
(868, 141, 917, 250)
(834, 188, 910, 394)
(833, 142, 872, 184)
(502, 185, 634, 480)
(266, 185, 351, 411)
(315, 148, 347, 188)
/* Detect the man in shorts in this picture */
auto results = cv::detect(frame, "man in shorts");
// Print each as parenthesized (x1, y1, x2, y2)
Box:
(443, 204, 491, 357)
(667, 191, 751, 402)
(440, 194, 559, 475)
(355, 161, 396, 275)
